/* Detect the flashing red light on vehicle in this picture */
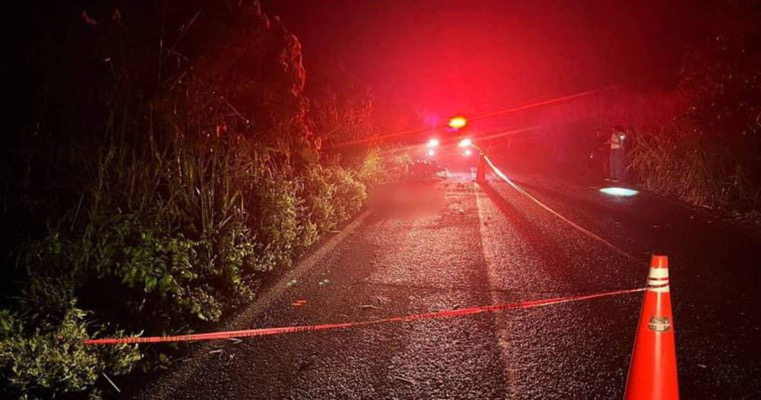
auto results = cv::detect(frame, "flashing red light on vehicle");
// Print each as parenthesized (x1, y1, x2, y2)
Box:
(426, 138, 440, 148)
(448, 116, 467, 130)
(427, 149, 435, 157)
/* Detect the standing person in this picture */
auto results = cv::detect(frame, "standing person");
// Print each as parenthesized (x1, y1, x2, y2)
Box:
(609, 126, 627, 181)
(588, 129, 607, 176)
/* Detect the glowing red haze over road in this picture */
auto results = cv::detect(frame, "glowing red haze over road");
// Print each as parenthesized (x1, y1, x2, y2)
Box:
(265, 0, 705, 121)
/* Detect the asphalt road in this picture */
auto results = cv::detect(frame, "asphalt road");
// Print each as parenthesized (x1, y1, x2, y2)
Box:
(134, 165, 761, 399)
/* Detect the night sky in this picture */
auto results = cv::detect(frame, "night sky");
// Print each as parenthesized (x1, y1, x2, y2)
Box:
(264, 0, 707, 121)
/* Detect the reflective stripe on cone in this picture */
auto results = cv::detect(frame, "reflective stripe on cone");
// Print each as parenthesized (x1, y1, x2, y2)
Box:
(624, 255, 679, 400)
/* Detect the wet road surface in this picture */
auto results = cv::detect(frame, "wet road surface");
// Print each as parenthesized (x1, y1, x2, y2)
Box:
(135, 166, 761, 399)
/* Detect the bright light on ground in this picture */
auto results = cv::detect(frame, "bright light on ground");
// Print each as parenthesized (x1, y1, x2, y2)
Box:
(458, 138, 472, 148)
(600, 187, 639, 197)
(426, 138, 440, 148)
(463, 149, 472, 157)
(427, 149, 435, 157)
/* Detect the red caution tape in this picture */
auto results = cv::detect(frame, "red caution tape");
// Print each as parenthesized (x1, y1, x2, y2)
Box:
(84, 287, 644, 346)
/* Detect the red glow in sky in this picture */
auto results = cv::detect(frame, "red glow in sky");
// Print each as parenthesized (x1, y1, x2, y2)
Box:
(266, 0, 704, 119)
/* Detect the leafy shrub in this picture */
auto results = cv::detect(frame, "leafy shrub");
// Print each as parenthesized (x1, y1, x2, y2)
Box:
(2, 1, 384, 397)
(327, 167, 367, 223)
(16, 234, 78, 325)
(299, 164, 369, 235)
(250, 176, 302, 271)
(7, 139, 375, 397)
(0, 306, 140, 398)
(629, 1, 761, 212)
(357, 147, 385, 186)
(629, 126, 759, 209)
(300, 165, 337, 235)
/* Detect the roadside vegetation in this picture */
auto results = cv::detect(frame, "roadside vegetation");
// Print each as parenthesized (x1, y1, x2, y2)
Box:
(629, 1, 761, 214)
(493, 1, 760, 217)
(1, 1, 391, 397)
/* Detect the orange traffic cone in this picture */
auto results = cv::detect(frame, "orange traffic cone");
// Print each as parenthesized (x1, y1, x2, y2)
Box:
(624, 255, 679, 399)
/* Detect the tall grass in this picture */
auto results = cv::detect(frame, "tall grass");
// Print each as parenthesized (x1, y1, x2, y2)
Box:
(0, 3, 379, 397)
(629, 125, 760, 210)
(2, 102, 374, 398)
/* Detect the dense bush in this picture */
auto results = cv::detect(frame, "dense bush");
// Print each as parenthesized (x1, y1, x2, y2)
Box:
(1, 1, 381, 397)
(327, 167, 368, 223)
(0, 306, 140, 398)
(298, 164, 369, 235)
(630, 125, 759, 209)
(300, 165, 339, 235)
(629, 1, 761, 212)
(1, 139, 371, 397)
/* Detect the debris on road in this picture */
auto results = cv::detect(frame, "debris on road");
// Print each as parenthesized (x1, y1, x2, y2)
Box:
(297, 354, 318, 371)
(373, 295, 391, 305)
(102, 372, 121, 393)
(392, 375, 416, 385)
(292, 299, 308, 307)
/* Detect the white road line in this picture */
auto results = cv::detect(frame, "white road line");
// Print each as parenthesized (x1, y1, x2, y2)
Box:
(474, 185, 519, 398)
(482, 156, 645, 266)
